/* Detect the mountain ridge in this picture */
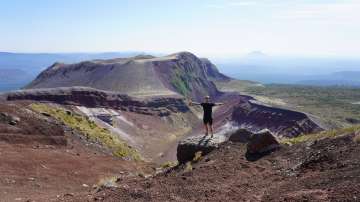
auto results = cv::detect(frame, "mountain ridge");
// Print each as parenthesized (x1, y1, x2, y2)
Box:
(25, 52, 228, 101)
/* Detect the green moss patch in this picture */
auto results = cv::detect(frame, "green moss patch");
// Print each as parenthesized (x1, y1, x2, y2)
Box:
(30, 103, 141, 161)
(170, 65, 194, 96)
(160, 161, 178, 169)
(281, 125, 360, 145)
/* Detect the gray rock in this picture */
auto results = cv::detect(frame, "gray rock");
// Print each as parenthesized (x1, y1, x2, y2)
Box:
(177, 135, 225, 164)
(0, 112, 20, 125)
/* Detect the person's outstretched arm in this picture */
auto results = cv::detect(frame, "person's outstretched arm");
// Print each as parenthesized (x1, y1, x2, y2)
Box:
(189, 100, 202, 106)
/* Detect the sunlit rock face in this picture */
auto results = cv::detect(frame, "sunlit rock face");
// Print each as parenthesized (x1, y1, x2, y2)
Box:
(212, 93, 323, 138)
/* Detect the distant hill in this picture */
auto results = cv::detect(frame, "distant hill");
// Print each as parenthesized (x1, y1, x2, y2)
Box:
(25, 52, 229, 101)
(298, 71, 360, 87)
(0, 68, 33, 92)
(0, 51, 144, 74)
(0, 68, 30, 82)
(215, 55, 360, 85)
(0, 52, 146, 91)
(245, 51, 268, 60)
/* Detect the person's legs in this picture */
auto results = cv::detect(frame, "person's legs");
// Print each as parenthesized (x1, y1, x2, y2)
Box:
(208, 118, 214, 137)
(209, 124, 214, 137)
(203, 124, 209, 136)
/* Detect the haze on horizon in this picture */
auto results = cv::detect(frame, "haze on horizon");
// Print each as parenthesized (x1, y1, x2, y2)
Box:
(1, 0, 359, 58)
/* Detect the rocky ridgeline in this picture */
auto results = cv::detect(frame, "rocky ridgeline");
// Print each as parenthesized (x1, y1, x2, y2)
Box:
(6, 87, 190, 117)
(177, 129, 280, 163)
(214, 93, 323, 138)
(232, 99, 322, 137)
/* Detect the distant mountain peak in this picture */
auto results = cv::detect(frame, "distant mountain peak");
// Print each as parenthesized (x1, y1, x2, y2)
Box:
(168, 51, 199, 59)
(49, 62, 66, 70)
(247, 51, 267, 57)
(132, 54, 155, 60)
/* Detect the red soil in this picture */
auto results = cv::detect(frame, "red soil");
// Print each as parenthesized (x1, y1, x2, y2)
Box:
(62, 132, 360, 202)
(0, 102, 152, 202)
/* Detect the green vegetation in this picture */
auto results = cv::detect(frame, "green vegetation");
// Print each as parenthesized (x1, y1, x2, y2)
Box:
(217, 81, 360, 128)
(30, 103, 142, 161)
(171, 76, 190, 96)
(184, 162, 193, 172)
(281, 124, 360, 145)
(192, 151, 203, 162)
(215, 80, 263, 93)
(160, 161, 178, 169)
(170, 65, 194, 96)
(245, 85, 360, 128)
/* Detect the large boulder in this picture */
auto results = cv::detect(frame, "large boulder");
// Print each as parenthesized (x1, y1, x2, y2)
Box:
(228, 128, 253, 143)
(0, 112, 20, 125)
(177, 129, 280, 164)
(177, 135, 225, 164)
(246, 129, 280, 155)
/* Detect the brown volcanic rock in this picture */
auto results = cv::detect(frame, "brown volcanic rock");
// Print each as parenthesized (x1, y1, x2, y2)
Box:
(246, 129, 280, 155)
(6, 87, 190, 117)
(0, 112, 20, 125)
(176, 135, 224, 164)
(228, 128, 253, 143)
(231, 99, 322, 137)
(200, 58, 230, 82)
(177, 129, 278, 164)
(212, 93, 323, 138)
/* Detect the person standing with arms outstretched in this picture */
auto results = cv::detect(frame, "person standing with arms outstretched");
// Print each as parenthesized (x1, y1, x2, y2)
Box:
(189, 96, 224, 137)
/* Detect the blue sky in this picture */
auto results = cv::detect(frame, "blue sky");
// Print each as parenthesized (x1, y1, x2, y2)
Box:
(1, 0, 359, 57)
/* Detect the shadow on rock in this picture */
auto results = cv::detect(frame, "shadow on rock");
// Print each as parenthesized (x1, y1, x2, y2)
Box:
(245, 129, 281, 161)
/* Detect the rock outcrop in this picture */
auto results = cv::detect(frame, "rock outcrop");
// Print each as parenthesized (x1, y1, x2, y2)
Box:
(6, 87, 190, 117)
(177, 135, 226, 164)
(228, 128, 253, 143)
(232, 99, 322, 137)
(177, 129, 281, 163)
(213, 93, 323, 138)
(0, 112, 20, 125)
(246, 129, 280, 155)
(200, 58, 230, 82)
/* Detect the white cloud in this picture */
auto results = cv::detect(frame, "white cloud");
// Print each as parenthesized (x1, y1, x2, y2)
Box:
(205, 3, 226, 9)
(279, 1, 360, 23)
(206, 0, 258, 9)
(228, 1, 258, 6)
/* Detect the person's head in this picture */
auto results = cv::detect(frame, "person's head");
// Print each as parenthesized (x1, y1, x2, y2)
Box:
(204, 96, 210, 103)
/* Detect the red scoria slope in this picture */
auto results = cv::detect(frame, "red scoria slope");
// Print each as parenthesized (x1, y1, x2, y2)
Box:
(61, 132, 360, 202)
(0, 101, 152, 202)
